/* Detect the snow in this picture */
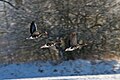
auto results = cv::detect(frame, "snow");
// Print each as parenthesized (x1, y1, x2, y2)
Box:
(14, 74, 120, 80)
(0, 59, 120, 79)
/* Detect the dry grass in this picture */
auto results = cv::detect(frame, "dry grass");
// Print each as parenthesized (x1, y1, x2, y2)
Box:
(101, 52, 120, 61)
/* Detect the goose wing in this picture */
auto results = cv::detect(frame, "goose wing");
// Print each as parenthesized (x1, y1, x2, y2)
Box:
(30, 21, 37, 35)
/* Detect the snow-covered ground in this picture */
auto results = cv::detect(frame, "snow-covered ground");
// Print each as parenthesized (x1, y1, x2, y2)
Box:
(0, 59, 120, 79)
(15, 74, 120, 80)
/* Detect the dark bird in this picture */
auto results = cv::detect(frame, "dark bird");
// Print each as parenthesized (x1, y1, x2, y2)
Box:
(40, 41, 61, 65)
(65, 32, 80, 51)
(26, 21, 41, 39)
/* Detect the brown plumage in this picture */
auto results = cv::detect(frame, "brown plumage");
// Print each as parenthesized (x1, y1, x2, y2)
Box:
(32, 31, 41, 38)
(40, 41, 61, 64)
(69, 32, 77, 47)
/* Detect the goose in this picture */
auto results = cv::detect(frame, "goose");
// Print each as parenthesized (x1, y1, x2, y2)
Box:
(26, 21, 41, 39)
(40, 40, 61, 64)
(64, 32, 80, 51)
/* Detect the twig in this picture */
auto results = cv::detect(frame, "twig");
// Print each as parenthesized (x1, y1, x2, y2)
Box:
(0, 0, 18, 9)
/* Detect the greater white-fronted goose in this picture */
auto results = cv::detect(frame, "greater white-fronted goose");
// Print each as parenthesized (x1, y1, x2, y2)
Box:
(26, 21, 41, 39)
